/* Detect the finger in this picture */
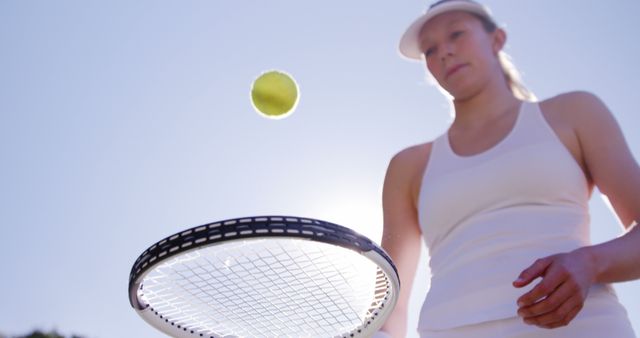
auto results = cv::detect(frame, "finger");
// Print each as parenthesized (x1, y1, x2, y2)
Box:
(522, 294, 581, 327)
(517, 263, 567, 307)
(537, 302, 582, 329)
(518, 279, 576, 318)
(513, 257, 553, 288)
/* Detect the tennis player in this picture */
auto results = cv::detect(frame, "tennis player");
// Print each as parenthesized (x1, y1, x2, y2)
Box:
(376, 0, 640, 337)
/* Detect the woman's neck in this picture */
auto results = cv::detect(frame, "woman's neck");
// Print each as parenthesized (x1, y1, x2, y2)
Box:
(451, 80, 521, 131)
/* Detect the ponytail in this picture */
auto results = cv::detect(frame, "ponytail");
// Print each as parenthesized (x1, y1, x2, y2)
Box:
(474, 14, 536, 101)
(498, 51, 536, 101)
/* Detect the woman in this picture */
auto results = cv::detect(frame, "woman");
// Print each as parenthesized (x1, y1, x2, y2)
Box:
(377, 0, 640, 337)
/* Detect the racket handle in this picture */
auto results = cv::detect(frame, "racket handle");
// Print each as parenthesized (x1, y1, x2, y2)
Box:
(371, 331, 393, 338)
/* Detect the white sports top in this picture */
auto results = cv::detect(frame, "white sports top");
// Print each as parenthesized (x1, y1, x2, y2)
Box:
(416, 100, 617, 330)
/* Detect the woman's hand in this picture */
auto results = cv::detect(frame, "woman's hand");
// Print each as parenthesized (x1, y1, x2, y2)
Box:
(512, 248, 596, 329)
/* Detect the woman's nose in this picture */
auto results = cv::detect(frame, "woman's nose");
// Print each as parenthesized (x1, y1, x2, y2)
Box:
(439, 42, 455, 60)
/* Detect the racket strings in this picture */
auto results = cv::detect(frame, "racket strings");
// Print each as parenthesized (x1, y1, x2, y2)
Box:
(139, 238, 389, 337)
(186, 249, 298, 335)
(286, 245, 365, 325)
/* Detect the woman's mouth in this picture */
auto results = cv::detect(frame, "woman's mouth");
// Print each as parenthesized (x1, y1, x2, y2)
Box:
(446, 64, 467, 78)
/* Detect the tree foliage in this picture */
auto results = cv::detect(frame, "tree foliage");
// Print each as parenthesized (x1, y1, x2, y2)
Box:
(10, 330, 85, 338)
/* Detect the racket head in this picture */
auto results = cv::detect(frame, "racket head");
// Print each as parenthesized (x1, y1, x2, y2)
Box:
(128, 216, 399, 338)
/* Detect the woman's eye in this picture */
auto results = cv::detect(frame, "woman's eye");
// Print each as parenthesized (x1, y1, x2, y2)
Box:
(424, 47, 436, 57)
(451, 31, 464, 39)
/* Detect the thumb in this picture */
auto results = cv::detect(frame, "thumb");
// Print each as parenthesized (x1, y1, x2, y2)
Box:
(513, 257, 552, 288)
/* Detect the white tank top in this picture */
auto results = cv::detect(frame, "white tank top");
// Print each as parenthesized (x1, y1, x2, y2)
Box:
(416, 100, 615, 330)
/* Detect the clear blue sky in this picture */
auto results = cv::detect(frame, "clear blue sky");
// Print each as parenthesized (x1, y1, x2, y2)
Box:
(1, 1, 638, 337)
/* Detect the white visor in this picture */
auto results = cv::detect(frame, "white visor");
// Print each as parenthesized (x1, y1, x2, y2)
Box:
(398, 0, 496, 61)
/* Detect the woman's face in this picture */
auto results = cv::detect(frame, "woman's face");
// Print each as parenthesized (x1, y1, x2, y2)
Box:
(418, 11, 503, 99)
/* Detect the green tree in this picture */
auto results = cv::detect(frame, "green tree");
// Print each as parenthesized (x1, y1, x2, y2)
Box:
(15, 330, 63, 338)
(12, 330, 85, 338)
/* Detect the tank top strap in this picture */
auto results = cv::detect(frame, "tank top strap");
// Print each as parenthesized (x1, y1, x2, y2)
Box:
(423, 131, 455, 182)
(508, 100, 556, 146)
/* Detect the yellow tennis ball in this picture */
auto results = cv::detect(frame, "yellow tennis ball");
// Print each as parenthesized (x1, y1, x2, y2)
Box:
(250, 70, 299, 119)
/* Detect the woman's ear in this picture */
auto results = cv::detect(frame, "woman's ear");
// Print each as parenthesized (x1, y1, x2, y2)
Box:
(492, 28, 507, 54)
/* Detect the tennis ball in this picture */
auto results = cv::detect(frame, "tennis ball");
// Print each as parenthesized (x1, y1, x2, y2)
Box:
(250, 70, 299, 119)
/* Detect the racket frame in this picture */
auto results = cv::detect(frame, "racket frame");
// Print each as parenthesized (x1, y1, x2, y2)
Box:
(128, 215, 400, 338)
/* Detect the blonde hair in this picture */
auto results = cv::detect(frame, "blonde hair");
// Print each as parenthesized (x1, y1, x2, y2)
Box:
(477, 13, 536, 101)
(498, 50, 536, 101)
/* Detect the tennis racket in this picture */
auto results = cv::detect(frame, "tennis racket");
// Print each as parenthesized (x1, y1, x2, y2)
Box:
(128, 215, 400, 338)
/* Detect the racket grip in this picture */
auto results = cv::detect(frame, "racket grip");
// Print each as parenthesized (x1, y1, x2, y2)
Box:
(371, 331, 393, 338)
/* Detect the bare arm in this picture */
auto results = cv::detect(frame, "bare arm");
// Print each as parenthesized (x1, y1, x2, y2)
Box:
(515, 92, 640, 328)
(571, 92, 640, 282)
(378, 148, 425, 337)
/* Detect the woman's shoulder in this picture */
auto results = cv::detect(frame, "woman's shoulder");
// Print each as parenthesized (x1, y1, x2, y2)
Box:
(539, 91, 608, 116)
(538, 91, 613, 129)
(388, 142, 433, 173)
(386, 142, 434, 203)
